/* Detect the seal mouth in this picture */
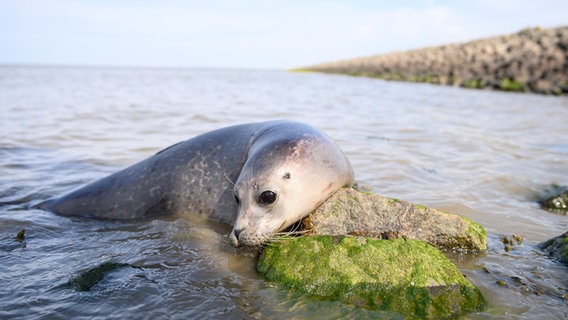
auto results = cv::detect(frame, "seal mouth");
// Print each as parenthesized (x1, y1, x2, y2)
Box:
(229, 220, 297, 248)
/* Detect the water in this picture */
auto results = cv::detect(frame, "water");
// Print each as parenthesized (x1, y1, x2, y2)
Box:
(1, 66, 567, 319)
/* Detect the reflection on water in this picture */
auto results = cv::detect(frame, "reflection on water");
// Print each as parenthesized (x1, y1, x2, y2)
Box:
(1, 66, 567, 319)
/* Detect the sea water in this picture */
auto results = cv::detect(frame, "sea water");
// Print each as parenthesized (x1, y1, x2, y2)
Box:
(1, 66, 567, 319)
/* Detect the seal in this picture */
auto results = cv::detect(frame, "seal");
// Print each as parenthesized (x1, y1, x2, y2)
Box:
(37, 120, 354, 247)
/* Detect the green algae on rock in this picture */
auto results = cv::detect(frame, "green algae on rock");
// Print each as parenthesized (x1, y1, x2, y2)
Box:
(258, 236, 485, 319)
(304, 188, 486, 252)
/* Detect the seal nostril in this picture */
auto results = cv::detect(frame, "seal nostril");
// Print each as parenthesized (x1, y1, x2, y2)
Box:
(233, 228, 242, 239)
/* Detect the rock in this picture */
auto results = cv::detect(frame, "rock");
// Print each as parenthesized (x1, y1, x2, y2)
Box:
(257, 236, 485, 319)
(15, 229, 25, 242)
(539, 189, 568, 214)
(302, 188, 486, 252)
(540, 232, 568, 266)
(68, 262, 133, 291)
(297, 26, 568, 95)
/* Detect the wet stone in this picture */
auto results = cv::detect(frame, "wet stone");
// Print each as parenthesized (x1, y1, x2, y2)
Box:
(540, 232, 568, 266)
(303, 188, 487, 252)
(539, 188, 568, 214)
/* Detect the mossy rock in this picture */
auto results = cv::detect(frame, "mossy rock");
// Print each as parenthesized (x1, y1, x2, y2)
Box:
(306, 188, 487, 252)
(540, 232, 568, 266)
(258, 236, 485, 319)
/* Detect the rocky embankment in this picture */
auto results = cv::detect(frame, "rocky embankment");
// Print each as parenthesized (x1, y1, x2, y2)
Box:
(300, 26, 568, 95)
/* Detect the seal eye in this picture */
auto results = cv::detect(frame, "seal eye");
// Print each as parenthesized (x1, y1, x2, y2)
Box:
(259, 191, 277, 205)
(234, 195, 240, 206)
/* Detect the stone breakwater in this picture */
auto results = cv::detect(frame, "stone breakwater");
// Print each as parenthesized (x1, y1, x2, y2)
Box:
(301, 26, 568, 95)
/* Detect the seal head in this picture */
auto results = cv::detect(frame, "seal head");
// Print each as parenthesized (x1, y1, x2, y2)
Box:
(229, 122, 353, 247)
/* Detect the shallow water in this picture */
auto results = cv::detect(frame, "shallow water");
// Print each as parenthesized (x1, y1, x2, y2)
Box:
(1, 66, 567, 319)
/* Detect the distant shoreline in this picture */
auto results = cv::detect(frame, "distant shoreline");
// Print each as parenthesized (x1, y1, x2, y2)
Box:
(297, 26, 568, 95)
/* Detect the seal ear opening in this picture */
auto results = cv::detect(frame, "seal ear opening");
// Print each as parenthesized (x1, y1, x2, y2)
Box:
(282, 172, 291, 180)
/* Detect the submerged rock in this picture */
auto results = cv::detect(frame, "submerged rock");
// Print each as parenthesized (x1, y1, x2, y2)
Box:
(68, 262, 133, 291)
(258, 236, 485, 319)
(303, 188, 486, 252)
(540, 232, 568, 266)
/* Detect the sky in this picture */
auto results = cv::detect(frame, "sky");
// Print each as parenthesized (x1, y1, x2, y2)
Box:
(0, 0, 566, 69)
